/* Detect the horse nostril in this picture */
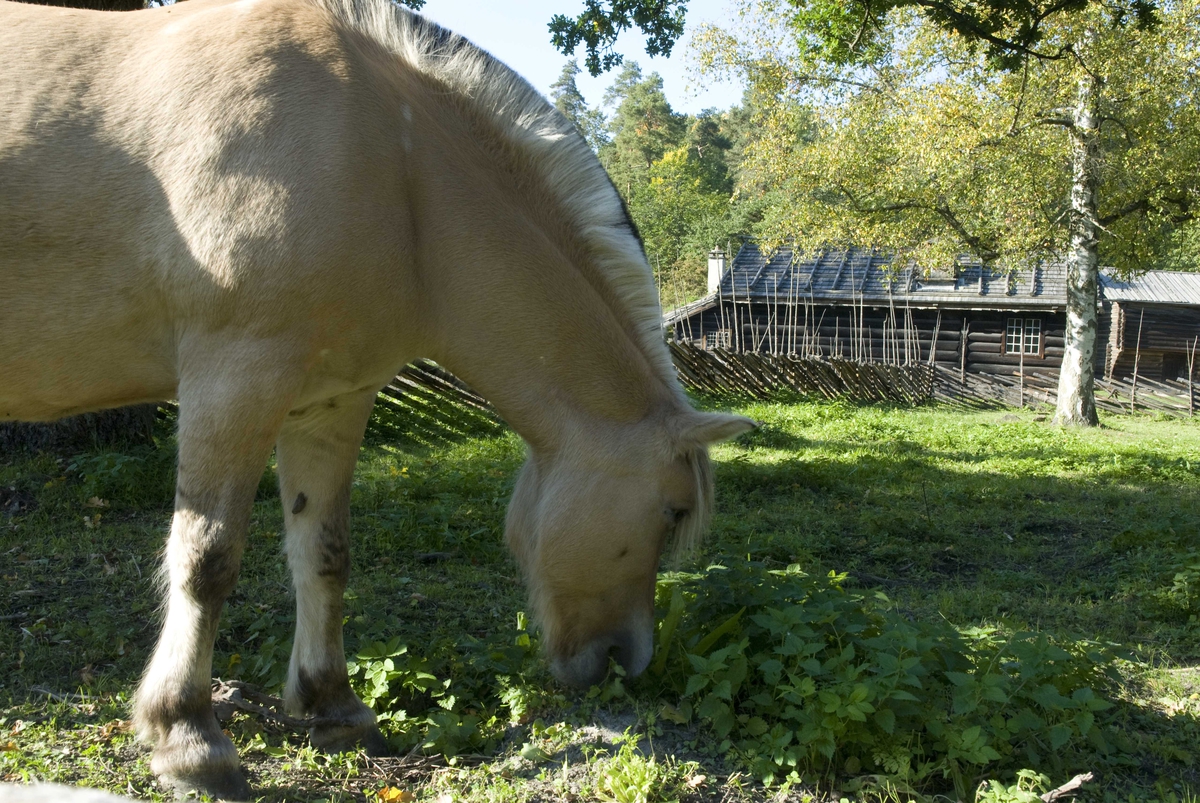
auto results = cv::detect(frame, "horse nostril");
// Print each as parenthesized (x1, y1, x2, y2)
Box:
(550, 641, 610, 688)
(610, 637, 632, 670)
(551, 627, 653, 688)
(608, 629, 651, 679)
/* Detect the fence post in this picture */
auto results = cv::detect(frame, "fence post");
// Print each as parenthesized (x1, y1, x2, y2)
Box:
(1189, 336, 1197, 416)
(1130, 309, 1144, 414)
(1019, 341, 1025, 409)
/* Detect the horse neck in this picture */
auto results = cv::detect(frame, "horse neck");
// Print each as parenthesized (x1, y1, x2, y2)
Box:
(420, 248, 679, 452)
(386, 70, 683, 452)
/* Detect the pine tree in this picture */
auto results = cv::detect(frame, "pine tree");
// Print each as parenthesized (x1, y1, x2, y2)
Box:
(549, 60, 609, 151)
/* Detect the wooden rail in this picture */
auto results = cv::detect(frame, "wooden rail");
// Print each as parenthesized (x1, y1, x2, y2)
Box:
(666, 341, 1197, 417)
(373, 352, 1196, 442)
(667, 341, 933, 404)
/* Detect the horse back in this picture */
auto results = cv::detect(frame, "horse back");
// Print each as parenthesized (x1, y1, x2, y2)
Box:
(0, 0, 418, 421)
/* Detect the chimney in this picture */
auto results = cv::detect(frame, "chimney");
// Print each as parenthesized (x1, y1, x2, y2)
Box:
(707, 248, 726, 294)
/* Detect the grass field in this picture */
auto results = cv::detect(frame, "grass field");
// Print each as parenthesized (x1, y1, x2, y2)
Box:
(2, 398, 1199, 802)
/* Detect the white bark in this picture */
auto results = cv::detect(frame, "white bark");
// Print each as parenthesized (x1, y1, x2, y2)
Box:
(1054, 51, 1101, 427)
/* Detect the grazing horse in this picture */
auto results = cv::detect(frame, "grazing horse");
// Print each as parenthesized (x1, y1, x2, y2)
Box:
(0, 0, 754, 797)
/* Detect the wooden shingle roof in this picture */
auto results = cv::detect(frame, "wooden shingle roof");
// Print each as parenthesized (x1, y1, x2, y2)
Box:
(1100, 271, 1200, 307)
(719, 242, 1066, 309)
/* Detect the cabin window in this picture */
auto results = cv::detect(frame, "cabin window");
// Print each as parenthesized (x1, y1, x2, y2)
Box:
(705, 330, 731, 349)
(1005, 317, 1042, 356)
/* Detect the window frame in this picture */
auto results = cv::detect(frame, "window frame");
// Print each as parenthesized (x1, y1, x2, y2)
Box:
(1004, 317, 1044, 358)
(704, 329, 731, 350)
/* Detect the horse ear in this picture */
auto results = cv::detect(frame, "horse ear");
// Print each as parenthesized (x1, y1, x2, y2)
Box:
(680, 412, 757, 447)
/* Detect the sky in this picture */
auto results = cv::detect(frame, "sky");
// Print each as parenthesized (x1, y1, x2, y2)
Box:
(416, 0, 745, 115)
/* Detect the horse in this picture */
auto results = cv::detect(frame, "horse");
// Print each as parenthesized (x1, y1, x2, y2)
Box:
(0, 0, 754, 797)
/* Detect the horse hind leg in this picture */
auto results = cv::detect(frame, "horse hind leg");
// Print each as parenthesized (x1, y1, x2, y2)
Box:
(277, 390, 387, 755)
(133, 370, 294, 801)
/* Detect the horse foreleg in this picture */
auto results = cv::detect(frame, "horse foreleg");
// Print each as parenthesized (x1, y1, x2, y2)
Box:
(276, 390, 387, 755)
(132, 371, 291, 801)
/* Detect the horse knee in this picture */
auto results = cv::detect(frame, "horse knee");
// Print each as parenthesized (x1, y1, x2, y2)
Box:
(287, 665, 358, 717)
(133, 681, 212, 743)
(314, 521, 350, 585)
(171, 534, 244, 611)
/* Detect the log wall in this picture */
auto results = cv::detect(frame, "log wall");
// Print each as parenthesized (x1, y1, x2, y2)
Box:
(670, 300, 1128, 383)
(1104, 303, 1200, 381)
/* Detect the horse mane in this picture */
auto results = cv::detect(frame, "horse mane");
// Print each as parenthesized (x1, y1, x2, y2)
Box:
(309, 0, 679, 401)
(312, 0, 713, 560)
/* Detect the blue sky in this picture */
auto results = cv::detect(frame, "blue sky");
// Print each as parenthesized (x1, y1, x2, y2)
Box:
(417, 0, 745, 115)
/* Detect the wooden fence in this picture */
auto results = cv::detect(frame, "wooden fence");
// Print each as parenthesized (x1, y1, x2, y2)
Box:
(369, 349, 1195, 442)
(367, 360, 504, 447)
(665, 341, 1198, 417)
(667, 341, 934, 404)
(11, 349, 1190, 458)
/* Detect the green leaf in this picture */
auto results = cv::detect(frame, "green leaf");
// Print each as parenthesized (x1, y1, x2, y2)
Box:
(1048, 724, 1072, 749)
(520, 742, 551, 763)
(758, 658, 784, 684)
(875, 708, 896, 734)
(746, 716, 769, 736)
(651, 584, 686, 676)
(693, 607, 746, 656)
(1032, 684, 1073, 710)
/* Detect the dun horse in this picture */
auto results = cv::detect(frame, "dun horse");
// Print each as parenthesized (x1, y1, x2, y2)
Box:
(0, 0, 754, 797)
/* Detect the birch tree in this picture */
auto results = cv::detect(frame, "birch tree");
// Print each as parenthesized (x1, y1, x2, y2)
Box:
(695, 0, 1200, 425)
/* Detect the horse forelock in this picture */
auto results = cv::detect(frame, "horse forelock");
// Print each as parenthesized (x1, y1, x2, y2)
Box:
(309, 0, 680, 399)
(671, 446, 713, 563)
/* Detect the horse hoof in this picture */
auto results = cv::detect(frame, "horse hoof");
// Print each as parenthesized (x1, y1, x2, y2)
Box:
(310, 723, 390, 756)
(163, 767, 253, 801)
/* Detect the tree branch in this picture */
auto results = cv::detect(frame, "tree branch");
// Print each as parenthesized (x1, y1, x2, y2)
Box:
(934, 202, 1001, 262)
(909, 0, 1077, 63)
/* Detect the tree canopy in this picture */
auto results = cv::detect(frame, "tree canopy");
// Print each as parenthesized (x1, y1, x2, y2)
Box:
(549, 0, 689, 76)
(771, 0, 1160, 69)
(691, 0, 1198, 424)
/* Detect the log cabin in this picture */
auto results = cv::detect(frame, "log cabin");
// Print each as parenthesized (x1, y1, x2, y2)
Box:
(665, 242, 1200, 384)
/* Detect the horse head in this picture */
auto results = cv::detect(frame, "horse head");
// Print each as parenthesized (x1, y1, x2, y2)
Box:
(505, 410, 755, 688)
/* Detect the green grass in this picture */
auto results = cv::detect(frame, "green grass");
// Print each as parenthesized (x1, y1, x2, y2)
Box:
(2, 399, 1199, 801)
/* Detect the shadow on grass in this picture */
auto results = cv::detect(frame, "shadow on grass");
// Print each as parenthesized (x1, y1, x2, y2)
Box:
(2, 400, 1199, 798)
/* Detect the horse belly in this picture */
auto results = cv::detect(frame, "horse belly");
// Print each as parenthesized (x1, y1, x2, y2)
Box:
(0, 260, 177, 421)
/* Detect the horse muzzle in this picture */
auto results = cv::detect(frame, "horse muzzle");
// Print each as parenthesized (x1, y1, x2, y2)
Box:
(550, 623, 653, 688)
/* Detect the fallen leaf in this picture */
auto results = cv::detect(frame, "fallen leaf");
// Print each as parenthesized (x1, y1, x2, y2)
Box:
(0, 742, 16, 752)
(686, 774, 707, 789)
(659, 702, 689, 724)
(99, 720, 131, 740)
(84, 497, 109, 509)
(377, 787, 415, 802)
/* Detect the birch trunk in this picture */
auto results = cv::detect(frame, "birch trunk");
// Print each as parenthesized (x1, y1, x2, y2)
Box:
(1054, 53, 1101, 427)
